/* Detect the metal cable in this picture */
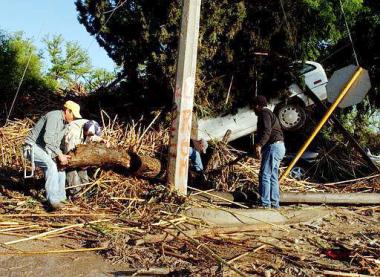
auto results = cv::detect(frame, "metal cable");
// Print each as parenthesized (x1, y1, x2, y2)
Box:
(339, 0, 359, 66)
(5, 25, 45, 124)
(278, 0, 298, 60)
(318, 43, 350, 63)
(84, 0, 126, 52)
(103, 0, 127, 14)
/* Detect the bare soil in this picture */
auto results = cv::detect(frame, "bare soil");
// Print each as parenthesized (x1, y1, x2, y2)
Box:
(0, 234, 130, 277)
(0, 204, 379, 276)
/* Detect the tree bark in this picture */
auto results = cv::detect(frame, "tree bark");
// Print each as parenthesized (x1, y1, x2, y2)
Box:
(66, 144, 161, 178)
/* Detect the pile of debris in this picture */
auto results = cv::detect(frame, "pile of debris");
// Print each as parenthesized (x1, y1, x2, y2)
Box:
(1, 116, 379, 275)
(205, 134, 380, 194)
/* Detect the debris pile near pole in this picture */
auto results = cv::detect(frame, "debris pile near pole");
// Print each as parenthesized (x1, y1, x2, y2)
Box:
(205, 138, 379, 193)
(1, 115, 379, 276)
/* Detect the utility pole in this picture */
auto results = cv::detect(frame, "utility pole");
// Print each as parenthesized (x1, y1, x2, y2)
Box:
(168, 0, 202, 195)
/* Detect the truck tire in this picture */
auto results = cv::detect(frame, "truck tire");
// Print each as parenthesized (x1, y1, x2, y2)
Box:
(275, 102, 306, 131)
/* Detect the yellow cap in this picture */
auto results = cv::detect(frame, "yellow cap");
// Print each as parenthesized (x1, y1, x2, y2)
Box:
(64, 100, 82, 119)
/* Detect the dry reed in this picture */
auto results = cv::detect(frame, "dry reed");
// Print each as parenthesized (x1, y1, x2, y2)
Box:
(0, 114, 379, 276)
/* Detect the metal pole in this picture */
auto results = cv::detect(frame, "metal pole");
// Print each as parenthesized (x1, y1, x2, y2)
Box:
(300, 75, 380, 174)
(167, 0, 202, 195)
(280, 67, 364, 181)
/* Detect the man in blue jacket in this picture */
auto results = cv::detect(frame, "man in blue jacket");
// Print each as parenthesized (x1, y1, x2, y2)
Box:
(24, 100, 82, 209)
(251, 96, 285, 208)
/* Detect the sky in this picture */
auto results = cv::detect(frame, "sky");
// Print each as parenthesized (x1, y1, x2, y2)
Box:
(0, 0, 116, 71)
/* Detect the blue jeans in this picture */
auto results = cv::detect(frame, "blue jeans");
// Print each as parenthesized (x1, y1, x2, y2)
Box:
(259, 142, 285, 208)
(189, 147, 203, 172)
(25, 143, 66, 205)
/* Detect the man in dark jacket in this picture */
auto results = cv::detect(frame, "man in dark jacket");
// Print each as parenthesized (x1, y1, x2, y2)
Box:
(252, 96, 285, 208)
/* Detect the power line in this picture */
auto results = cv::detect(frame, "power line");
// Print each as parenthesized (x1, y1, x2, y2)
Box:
(278, 0, 298, 60)
(5, 25, 45, 124)
(339, 0, 359, 66)
(103, 0, 127, 14)
(44, 0, 125, 82)
(318, 43, 350, 63)
(85, 0, 127, 52)
(60, 0, 126, 69)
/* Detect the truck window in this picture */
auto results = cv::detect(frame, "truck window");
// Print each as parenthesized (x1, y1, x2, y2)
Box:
(298, 64, 316, 75)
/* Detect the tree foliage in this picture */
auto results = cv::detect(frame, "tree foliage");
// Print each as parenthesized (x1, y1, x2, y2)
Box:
(42, 34, 117, 92)
(43, 34, 92, 89)
(84, 68, 115, 91)
(75, 0, 369, 116)
(320, 0, 380, 147)
(0, 30, 47, 94)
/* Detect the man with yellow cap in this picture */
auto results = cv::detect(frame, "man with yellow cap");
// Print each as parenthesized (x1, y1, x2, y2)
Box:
(24, 100, 82, 210)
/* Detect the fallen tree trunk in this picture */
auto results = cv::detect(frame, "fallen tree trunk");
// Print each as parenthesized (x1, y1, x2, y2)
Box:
(66, 144, 161, 178)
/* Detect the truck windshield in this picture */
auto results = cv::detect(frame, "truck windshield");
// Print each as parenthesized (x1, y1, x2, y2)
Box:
(292, 63, 317, 76)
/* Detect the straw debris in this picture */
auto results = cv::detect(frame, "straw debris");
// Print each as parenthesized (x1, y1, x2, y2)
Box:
(1, 116, 379, 276)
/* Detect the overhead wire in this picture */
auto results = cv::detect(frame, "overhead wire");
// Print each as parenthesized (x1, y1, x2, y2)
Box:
(5, 24, 45, 124)
(63, 0, 126, 68)
(85, 0, 127, 52)
(339, 0, 359, 66)
(318, 43, 350, 63)
(103, 0, 127, 14)
(278, 0, 298, 60)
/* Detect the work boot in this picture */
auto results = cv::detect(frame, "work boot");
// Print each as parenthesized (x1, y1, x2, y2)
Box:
(49, 200, 67, 211)
(256, 205, 271, 209)
(189, 170, 212, 189)
(196, 171, 213, 189)
(233, 190, 248, 202)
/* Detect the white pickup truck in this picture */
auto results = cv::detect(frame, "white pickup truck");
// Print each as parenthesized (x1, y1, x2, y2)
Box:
(197, 61, 328, 142)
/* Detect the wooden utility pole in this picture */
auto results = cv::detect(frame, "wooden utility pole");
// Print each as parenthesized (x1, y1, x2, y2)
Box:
(168, 0, 202, 195)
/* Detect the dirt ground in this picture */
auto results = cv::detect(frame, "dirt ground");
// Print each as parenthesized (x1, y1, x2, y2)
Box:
(0, 234, 132, 277)
(215, 206, 380, 276)
(1, 205, 379, 276)
(1, 113, 379, 275)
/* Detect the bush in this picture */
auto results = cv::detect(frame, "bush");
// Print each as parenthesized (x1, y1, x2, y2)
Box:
(0, 30, 53, 98)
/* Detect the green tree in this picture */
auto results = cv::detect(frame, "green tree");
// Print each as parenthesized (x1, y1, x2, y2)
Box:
(85, 68, 115, 91)
(322, 0, 380, 149)
(75, 0, 366, 115)
(0, 30, 46, 93)
(43, 34, 92, 89)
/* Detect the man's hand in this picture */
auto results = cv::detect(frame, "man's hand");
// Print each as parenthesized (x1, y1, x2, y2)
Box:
(193, 139, 208, 154)
(254, 145, 262, 160)
(58, 154, 71, 166)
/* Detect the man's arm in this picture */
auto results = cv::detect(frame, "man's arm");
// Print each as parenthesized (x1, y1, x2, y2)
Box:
(43, 112, 63, 157)
(256, 111, 272, 147)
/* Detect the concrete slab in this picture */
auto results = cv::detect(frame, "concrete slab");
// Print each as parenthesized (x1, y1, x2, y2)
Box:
(185, 207, 332, 227)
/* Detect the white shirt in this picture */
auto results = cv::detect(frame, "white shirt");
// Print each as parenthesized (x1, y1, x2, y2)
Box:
(64, 119, 88, 153)
(64, 119, 103, 153)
